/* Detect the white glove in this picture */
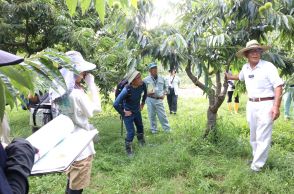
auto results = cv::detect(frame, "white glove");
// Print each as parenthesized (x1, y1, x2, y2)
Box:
(84, 74, 102, 112)
(84, 73, 95, 88)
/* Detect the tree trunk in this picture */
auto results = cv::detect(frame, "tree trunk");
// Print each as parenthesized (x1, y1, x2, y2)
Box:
(186, 42, 234, 138)
(204, 89, 218, 138)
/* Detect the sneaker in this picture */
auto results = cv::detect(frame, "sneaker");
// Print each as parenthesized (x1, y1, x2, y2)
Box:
(151, 130, 157, 134)
(251, 165, 261, 172)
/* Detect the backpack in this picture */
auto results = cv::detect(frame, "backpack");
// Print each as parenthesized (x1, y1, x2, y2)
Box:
(29, 92, 53, 133)
(115, 79, 131, 99)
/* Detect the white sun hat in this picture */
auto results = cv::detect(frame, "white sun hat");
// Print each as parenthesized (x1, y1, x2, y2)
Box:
(236, 40, 271, 58)
(128, 70, 140, 84)
(65, 51, 96, 72)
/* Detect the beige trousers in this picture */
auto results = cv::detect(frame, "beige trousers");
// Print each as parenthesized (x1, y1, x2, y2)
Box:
(66, 155, 93, 190)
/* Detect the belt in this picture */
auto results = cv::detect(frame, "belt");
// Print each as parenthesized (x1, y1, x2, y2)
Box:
(148, 96, 163, 100)
(249, 97, 274, 102)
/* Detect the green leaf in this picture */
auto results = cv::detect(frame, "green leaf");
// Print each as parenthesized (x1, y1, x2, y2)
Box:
(282, 15, 289, 29)
(80, 0, 91, 15)
(66, 0, 78, 16)
(0, 67, 34, 91)
(0, 79, 5, 121)
(131, 0, 137, 9)
(121, 0, 129, 7)
(96, 0, 106, 25)
(108, 0, 114, 7)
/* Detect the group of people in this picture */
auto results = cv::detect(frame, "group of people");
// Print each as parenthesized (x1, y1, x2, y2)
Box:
(0, 39, 289, 194)
(113, 63, 180, 156)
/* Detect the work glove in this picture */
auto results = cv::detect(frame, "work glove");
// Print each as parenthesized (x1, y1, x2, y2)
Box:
(84, 73, 102, 112)
(84, 73, 95, 89)
(5, 138, 35, 178)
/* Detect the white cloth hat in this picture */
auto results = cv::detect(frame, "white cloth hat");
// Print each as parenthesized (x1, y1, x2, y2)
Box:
(128, 70, 140, 84)
(236, 40, 271, 57)
(65, 51, 96, 72)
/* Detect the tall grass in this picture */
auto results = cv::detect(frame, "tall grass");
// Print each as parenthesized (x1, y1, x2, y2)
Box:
(6, 95, 294, 193)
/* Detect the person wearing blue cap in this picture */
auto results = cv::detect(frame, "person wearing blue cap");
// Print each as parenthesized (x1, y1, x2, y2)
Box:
(143, 63, 171, 133)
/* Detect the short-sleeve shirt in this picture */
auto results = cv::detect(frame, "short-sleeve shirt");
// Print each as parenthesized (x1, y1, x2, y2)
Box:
(239, 60, 283, 98)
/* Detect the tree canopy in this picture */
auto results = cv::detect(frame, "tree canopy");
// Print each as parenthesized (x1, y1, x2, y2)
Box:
(1, 0, 293, 136)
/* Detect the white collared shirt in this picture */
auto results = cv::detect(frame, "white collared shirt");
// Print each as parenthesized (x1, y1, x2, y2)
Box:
(239, 60, 283, 98)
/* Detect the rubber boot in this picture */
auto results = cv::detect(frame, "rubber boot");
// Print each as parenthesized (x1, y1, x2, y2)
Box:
(234, 103, 239, 114)
(137, 133, 145, 146)
(68, 189, 83, 194)
(125, 141, 133, 157)
(227, 103, 232, 113)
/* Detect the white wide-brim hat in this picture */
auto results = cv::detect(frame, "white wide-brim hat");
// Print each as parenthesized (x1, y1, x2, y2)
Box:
(66, 51, 96, 72)
(236, 40, 271, 58)
(128, 70, 140, 84)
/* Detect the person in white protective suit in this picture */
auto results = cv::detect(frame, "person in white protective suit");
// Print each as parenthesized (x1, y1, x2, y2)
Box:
(50, 51, 101, 193)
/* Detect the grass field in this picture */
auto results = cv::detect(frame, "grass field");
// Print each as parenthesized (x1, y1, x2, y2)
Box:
(6, 94, 294, 194)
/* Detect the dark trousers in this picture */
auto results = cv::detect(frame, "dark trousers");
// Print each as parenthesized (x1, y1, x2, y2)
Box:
(227, 91, 239, 103)
(167, 88, 178, 113)
(123, 111, 144, 142)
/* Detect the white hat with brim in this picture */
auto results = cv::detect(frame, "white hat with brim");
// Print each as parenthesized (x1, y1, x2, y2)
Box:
(128, 70, 140, 84)
(66, 51, 96, 72)
(236, 40, 271, 58)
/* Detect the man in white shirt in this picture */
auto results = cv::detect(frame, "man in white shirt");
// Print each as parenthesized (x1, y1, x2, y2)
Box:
(225, 40, 283, 172)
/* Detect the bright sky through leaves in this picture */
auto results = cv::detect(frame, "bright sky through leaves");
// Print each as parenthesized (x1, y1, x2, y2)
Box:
(145, 0, 182, 30)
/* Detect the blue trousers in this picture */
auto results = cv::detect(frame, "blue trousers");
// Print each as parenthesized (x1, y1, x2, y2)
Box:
(123, 111, 144, 142)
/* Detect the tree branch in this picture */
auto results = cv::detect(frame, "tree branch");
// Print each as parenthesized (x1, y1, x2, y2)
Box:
(185, 41, 206, 91)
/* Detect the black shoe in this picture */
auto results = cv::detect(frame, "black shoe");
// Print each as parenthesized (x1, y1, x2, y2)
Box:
(68, 189, 83, 194)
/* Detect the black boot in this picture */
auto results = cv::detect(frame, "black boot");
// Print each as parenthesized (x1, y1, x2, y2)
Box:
(137, 133, 145, 146)
(125, 141, 133, 157)
(69, 189, 83, 194)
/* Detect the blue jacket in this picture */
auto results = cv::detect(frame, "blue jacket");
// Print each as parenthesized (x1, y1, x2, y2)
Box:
(113, 83, 147, 115)
(0, 143, 13, 194)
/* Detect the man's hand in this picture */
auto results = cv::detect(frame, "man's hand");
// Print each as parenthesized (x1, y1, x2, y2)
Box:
(140, 103, 144, 111)
(124, 109, 132, 117)
(271, 106, 280, 120)
(224, 72, 230, 80)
